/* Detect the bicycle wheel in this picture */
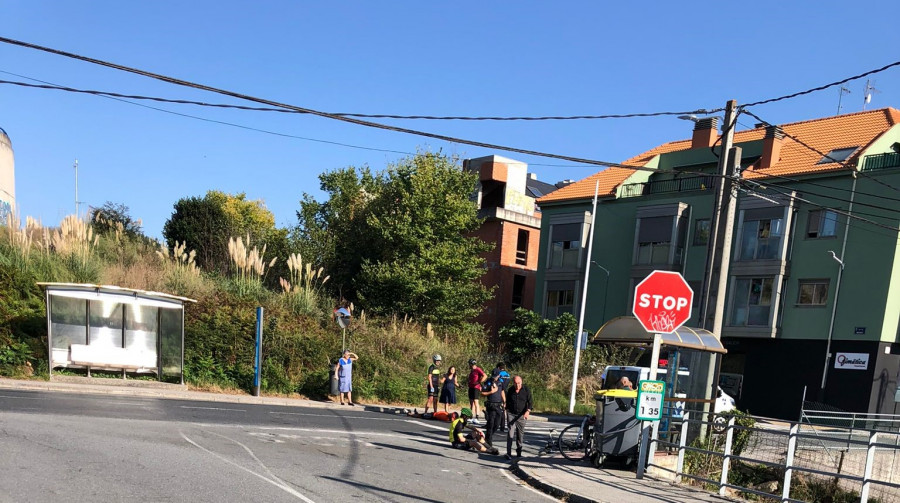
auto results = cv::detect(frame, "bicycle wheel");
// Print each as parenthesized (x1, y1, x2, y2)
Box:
(558, 424, 588, 461)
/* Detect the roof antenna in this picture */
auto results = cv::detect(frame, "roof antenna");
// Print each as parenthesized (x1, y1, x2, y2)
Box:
(863, 79, 880, 111)
(836, 86, 851, 115)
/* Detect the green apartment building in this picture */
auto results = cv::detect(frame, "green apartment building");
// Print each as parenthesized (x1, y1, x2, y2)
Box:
(535, 108, 900, 419)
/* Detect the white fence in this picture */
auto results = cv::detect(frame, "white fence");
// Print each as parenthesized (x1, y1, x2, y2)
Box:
(645, 412, 900, 502)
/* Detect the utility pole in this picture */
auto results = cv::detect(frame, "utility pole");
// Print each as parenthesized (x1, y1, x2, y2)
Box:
(698, 100, 740, 333)
(696, 101, 742, 434)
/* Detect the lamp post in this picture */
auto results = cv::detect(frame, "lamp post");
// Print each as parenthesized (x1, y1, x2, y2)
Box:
(592, 261, 611, 324)
(820, 250, 845, 401)
(568, 180, 599, 414)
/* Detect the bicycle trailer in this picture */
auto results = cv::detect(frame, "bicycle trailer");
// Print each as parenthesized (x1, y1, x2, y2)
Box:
(593, 388, 641, 467)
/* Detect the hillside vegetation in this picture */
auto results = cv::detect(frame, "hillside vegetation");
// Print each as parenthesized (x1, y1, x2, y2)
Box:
(0, 153, 636, 413)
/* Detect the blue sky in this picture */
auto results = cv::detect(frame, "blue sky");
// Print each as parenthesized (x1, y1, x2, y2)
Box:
(1, 1, 898, 239)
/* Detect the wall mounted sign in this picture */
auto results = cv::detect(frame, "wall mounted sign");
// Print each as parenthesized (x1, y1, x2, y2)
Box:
(834, 352, 869, 370)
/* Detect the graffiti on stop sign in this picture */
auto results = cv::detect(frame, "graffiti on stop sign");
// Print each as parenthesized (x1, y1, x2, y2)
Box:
(632, 270, 694, 334)
(636, 294, 688, 332)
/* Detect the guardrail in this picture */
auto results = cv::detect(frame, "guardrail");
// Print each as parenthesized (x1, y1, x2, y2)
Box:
(644, 412, 900, 502)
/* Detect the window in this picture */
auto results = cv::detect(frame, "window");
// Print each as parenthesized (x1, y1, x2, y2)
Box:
(511, 275, 526, 309)
(798, 280, 829, 306)
(693, 219, 711, 246)
(730, 277, 774, 326)
(816, 147, 858, 165)
(545, 280, 575, 319)
(635, 216, 673, 265)
(516, 229, 529, 266)
(549, 223, 582, 268)
(739, 207, 784, 261)
(807, 210, 838, 238)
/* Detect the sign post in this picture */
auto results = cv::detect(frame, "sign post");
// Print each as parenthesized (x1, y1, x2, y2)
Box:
(632, 271, 691, 477)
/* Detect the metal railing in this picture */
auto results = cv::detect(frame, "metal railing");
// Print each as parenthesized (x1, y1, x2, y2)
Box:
(644, 412, 900, 502)
(862, 152, 900, 172)
(620, 175, 716, 198)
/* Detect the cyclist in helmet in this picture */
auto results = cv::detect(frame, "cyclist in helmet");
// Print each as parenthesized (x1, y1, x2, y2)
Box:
(424, 354, 443, 414)
(449, 408, 499, 455)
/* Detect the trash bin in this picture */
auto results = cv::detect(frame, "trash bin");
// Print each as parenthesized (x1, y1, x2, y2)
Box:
(330, 363, 340, 396)
(593, 389, 641, 467)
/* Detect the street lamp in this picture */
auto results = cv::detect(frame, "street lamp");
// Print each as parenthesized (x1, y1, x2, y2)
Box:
(820, 250, 845, 400)
(591, 261, 611, 325)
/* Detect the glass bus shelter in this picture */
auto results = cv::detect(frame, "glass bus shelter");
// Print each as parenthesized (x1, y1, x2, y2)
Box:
(39, 283, 195, 383)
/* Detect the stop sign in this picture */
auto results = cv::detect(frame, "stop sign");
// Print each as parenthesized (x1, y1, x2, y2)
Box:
(632, 270, 694, 334)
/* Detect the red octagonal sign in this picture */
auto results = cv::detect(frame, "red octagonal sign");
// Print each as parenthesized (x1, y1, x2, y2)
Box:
(632, 270, 694, 334)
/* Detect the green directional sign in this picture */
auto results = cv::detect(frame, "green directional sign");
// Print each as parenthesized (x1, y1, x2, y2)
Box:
(636, 380, 666, 421)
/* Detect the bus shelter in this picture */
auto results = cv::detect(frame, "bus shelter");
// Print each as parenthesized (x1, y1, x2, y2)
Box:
(40, 283, 195, 383)
(591, 316, 727, 446)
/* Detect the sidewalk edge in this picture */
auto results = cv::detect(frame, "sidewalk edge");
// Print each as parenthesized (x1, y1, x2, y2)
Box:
(509, 461, 598, 503)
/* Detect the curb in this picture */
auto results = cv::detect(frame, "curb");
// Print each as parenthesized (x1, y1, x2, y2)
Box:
(510, 461, 598, 503)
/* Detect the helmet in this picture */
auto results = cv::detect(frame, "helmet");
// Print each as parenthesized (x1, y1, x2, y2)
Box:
(433, 354, 442, 362)
(460, 407, 473, 418)
(468, 358, 477, 366)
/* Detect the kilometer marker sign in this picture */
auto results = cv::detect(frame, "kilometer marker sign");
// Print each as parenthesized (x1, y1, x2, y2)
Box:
(636, 380, 667, 421)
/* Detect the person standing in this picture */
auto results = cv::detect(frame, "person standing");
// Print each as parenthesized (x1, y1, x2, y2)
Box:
(439, 365, 459, 413)
(333, 350, 359, 406)
(466, 359, 486, 424)
(493, 362, 511, 432)
(424, 354, 443, 414)
(504, 375, 533, 460)
(480, 370, 505, 446)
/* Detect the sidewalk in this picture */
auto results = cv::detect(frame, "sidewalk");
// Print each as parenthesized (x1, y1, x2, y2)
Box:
(512, 455, 736, 503)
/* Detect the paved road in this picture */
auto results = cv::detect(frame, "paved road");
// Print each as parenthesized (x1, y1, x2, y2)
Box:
(0, 389, 563, 502)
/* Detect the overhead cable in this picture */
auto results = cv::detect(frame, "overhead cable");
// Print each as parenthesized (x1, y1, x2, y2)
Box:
(743, 60, 900, 108)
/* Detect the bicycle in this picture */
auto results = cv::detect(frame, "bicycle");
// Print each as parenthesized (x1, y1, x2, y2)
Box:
(558, 414, 595, 461)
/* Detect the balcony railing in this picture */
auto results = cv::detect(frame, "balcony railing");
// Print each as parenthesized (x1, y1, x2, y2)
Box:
(620, 175, 716, 198)
(862, 152, 900, 172)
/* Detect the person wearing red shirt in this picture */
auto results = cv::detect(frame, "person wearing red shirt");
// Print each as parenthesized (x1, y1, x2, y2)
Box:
(466, 359, 486, 423)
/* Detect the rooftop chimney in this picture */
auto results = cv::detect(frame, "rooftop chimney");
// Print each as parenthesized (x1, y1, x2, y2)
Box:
(691, 117, 719, 149)
(759, 125, 784, 170)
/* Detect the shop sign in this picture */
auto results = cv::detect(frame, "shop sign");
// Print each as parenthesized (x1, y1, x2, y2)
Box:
(834, 352, 869, 370)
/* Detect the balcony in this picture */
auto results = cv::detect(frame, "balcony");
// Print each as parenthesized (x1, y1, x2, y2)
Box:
(862, 152, 900, 172)
(621, 175, 716, 198)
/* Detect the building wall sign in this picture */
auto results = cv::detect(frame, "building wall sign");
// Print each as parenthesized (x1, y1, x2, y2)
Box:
(854, 327, 866, 335)
(834, 352, 869, 370)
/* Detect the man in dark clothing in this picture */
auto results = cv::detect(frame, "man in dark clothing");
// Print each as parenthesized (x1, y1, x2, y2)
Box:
(480, 370, 505, 446)
(492, 362, 511, 432)
(504, 375, 533, 460)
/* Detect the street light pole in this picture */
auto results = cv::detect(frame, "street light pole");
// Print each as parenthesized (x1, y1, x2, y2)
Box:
(820, 173, 855, 401)
(592, 261, 611, 324)
(569, 180, 599, 414)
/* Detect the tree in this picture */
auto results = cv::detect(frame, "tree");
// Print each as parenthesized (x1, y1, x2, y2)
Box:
(294, 152, 492, 325)
(163, 191, 281, 272)
(90, 201, 143, 238)
(499, 309, 578, 362)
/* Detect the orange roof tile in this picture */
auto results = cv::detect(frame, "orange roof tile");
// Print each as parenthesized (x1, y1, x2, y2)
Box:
(538, 108, 900, 203)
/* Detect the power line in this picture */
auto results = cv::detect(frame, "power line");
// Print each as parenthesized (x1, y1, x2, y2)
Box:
(741, 108, 900, 194)
(738, 178, 900, 232)
(0, 74, 721, 122)
(743, 59, 900, 108)
(740, 177, 900, 216)
(0, 36, 730, 177)
(0, 71, 414, 156)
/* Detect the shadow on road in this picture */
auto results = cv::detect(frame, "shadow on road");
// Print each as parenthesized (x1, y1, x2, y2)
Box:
(321, 475, 444, 503)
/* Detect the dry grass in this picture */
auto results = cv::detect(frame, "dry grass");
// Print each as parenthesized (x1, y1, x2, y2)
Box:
(279, 252, 329, 314)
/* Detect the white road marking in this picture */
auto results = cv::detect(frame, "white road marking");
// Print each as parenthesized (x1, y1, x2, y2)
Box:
(404, 419, 448, 431)
(181, 406, 246, 412)
(194, 423, 405, 438)
(0, 394, 44, 400)
(181, 431, 316, 503)
(499, 467, 560, 501)
(270, 411, 402, 421)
